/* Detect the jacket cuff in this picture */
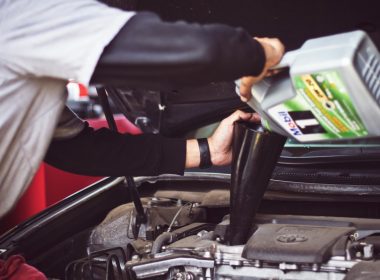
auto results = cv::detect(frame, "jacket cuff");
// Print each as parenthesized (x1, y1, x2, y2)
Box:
(159, 137, 186, 175)
(249, 39, 266, 76)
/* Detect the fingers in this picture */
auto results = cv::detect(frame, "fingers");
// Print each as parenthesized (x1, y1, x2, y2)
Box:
(226, 110, 261, 124)
(243, 112, 260, 123)
(239, 76, 258, 102)
(240, 96, 249, 102)
(266, 68, 281, 77)
(208, 110, 261, 167)
(250, 112, 261, 122)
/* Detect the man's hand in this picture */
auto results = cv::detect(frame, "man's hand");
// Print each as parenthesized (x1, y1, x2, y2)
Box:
(239, 37, 285, 102)
(185, 110, 260, 168)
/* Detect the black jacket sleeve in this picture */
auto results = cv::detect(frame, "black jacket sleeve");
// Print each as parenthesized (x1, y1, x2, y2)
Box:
(44, 123, 186, 177)
(91, 12, 266, 88)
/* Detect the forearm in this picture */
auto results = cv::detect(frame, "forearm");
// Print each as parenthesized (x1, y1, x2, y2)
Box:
(46, 111, 258, 176)
(185, 139, 201, 169)
(45, 124, 186, 176)
(91, 12, 266, 88)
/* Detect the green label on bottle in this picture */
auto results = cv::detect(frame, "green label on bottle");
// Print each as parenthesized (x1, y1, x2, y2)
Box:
(268, 71, 367, 142)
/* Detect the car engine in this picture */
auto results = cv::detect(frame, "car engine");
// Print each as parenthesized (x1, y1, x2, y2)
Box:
(63, 194, 380, 280)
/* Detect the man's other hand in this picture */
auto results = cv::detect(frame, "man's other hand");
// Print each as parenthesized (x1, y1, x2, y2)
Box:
(185, 110, 260, 168)
(208, 110, 260, 166)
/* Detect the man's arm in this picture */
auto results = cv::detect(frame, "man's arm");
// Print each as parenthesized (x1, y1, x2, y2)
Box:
(46, 11, 283, 176)
(90, 12, 266, 88)
(45, 111, 259, 176)
(45, 123, 186, 176)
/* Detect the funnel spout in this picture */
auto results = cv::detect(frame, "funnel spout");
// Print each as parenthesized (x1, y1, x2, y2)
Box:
(229, 122, 286, 245)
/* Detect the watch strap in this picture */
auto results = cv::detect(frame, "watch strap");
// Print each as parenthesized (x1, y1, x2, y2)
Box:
(197, 138, 212, 169)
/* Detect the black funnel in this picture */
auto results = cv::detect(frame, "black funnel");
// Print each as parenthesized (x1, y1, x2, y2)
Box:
(229, 122, 286, 245)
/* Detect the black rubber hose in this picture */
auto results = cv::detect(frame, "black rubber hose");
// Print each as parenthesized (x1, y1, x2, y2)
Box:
(151, 232, 177, 254)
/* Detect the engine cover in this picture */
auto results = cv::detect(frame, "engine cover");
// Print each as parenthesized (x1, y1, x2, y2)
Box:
(242, 224, 355, 264)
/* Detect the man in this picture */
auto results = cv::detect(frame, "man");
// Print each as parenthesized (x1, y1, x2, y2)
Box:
(0, 0, 284, 218)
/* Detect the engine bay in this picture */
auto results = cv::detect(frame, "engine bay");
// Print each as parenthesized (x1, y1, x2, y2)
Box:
(2, 174, 380, 280)
(63, 191, 380, 280)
